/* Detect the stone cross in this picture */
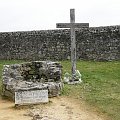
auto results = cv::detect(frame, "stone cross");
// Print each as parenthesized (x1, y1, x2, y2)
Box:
(56, 9, 89, 82)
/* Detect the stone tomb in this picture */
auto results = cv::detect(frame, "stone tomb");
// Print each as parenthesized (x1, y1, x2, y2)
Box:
(2, 61, 63, 105)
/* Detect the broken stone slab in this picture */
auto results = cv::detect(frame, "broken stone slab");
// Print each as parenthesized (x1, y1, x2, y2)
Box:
(2, 81, 63, 100)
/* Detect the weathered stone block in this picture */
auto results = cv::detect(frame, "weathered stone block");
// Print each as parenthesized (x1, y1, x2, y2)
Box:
(15, 90, 48, 105)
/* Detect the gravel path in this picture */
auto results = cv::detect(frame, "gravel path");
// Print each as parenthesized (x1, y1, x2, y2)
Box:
(0, 96, 106, 120)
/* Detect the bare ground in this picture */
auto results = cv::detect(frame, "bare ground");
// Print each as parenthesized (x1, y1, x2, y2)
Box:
(0, 96, 107, 120)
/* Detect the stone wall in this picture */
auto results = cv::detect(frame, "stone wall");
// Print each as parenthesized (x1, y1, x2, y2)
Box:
(0, 25, 120, 61)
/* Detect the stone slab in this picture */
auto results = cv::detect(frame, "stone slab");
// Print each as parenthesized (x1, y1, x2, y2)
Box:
(15, 90, 48, 105)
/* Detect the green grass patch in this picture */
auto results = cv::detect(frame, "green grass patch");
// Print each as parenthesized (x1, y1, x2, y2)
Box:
(0, 60, 120, 120)
(61, 60, 120, 120)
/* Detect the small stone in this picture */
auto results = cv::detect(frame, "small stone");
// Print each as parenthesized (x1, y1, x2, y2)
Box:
(32, 114, 43, 120)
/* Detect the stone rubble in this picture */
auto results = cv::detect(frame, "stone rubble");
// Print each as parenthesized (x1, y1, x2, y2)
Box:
(2, 61, 63, 100)
(64, 70, 82, 84)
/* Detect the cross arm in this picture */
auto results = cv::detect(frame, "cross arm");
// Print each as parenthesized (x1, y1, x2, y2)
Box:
(56, 23, 89, 28)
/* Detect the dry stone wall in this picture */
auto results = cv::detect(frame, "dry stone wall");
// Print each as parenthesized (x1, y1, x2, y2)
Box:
(2, 61, 63, 99)
(0, 25, 120, 61)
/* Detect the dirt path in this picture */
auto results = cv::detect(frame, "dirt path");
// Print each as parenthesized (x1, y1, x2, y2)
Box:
(0, 96, 106, 120)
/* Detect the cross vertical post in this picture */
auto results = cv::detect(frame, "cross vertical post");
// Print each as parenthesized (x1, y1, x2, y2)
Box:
(70, 9, 76, 81)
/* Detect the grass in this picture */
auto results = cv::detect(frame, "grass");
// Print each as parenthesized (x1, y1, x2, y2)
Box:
(0, 60, 120, 120)
(61, 60, 120, 120)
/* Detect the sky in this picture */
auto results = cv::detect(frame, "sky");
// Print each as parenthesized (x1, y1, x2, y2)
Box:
(0, 0, 120, 32)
